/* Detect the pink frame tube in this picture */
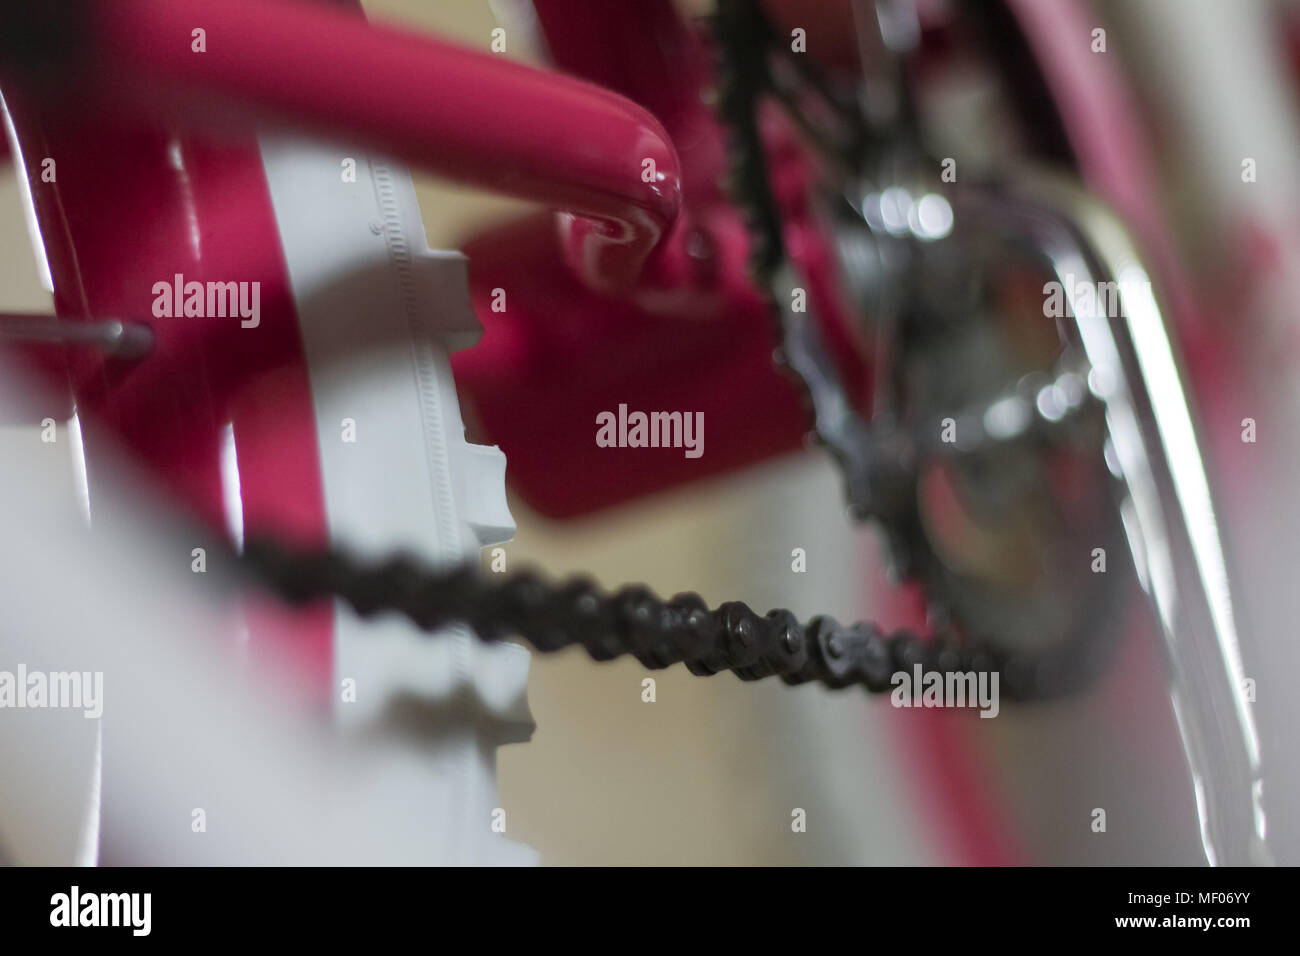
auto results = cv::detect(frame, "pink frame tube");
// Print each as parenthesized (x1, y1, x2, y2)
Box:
(56, 0, 684, 292)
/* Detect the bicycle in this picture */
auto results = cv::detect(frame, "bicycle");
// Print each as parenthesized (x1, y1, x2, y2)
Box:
(0, 0, 1280, 866)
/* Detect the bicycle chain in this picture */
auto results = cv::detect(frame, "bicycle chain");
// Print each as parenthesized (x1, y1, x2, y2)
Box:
(711, 0, 949, 618)
(243, 537, 1061, 700)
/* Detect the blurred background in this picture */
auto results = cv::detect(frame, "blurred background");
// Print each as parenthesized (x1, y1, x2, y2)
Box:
(3, 0, 1299, 864)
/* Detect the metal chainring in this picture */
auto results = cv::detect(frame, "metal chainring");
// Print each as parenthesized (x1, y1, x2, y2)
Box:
(710, 0, 1130, 684)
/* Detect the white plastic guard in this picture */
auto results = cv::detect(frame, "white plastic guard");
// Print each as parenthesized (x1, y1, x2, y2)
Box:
(259, 136, 534, 866)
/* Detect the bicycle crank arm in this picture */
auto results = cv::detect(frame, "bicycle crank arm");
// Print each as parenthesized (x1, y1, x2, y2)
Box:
(953, 173, 1271, 866)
